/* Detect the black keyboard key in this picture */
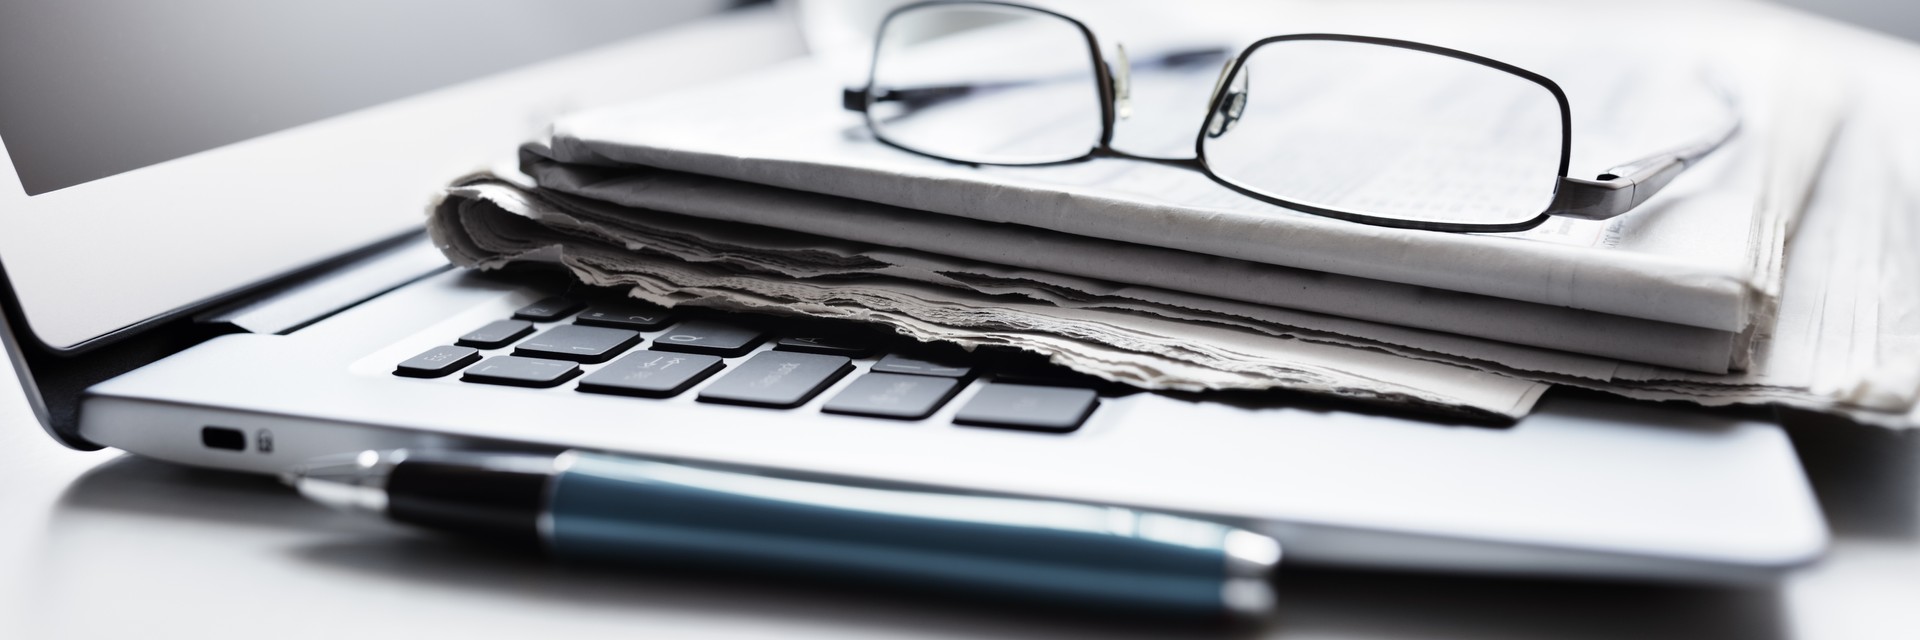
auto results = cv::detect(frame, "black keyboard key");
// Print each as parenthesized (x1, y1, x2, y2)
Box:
(776, 335, 878, 358)
(393, 345, 481, 378)
(990, 363, 1106, 388)
(953, 384, 1098, 433)
(576, 304, 676, 331)
(512, 325, 641, 364)
(513, 297, 586, 322)
(871, 353, 973, 378)
(456, 319, 535, 349)
(698, 351, 853, 408)
(577, 351, 725, 399)
(461, 356, 581, 388)
(652, 320, 766, 357)
(822, 373, 963, 420)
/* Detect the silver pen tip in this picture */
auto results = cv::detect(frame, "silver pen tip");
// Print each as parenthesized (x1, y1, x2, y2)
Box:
(1221, 530, 1282, 619)
(285, 449, 408, 514)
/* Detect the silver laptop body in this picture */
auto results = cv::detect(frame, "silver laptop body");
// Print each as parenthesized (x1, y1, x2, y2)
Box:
(0, 2, 1825, 584)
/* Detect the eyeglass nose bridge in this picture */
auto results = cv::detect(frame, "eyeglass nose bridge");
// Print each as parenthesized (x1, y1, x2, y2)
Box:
(1205, 58, 1248, 139)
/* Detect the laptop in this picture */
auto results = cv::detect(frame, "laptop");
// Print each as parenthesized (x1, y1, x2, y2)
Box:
(0, 2, 1824, 584)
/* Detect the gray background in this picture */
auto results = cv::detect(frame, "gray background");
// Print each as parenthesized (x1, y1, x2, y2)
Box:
(1774, 0, 1920, 41)
(0, 0, 730, 195)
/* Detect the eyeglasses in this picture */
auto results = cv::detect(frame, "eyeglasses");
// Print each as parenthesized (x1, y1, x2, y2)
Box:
(842, 1, 1737, 233)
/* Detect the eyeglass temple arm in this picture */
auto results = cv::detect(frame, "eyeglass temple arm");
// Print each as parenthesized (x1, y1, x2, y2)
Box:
(1547, 114, 1740, 221)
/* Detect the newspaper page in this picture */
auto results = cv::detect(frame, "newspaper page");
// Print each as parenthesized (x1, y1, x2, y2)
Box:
(518, 151, 1740, 373)
(543, 1, 1836, 335)
(431, 96, 1919, 426)
(422, 0, 1920, 426)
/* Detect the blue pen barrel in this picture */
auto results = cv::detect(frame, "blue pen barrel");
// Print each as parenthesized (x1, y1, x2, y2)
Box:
(547, 451, 1279, 617)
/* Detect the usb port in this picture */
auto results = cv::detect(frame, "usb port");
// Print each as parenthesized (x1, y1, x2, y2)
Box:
(200, 426, 245, 451)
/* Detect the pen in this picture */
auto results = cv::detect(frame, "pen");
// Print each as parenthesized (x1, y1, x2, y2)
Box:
(285, 449, 1280, 618)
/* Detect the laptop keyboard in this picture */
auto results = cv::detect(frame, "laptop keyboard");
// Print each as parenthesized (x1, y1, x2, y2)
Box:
(390, 296, 1102, 433)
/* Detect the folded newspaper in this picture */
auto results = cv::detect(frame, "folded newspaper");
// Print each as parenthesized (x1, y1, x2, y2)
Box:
(542, 31, 1821, 374)
(426, 1, 1920, 426)
(432, 175, 1552, 419)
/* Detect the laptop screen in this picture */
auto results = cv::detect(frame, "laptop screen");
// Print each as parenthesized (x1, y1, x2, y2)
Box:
(0, 0, 736, 350)
(0, 1, 728, 196)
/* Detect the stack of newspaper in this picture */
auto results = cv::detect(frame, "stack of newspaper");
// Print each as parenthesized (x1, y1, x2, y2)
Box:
(427, 1, 1920, 426)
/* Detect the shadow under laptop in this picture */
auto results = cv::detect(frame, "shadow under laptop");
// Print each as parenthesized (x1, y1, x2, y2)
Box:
(1782, 408, 1920, 540)
(43, 454, 1803, 639)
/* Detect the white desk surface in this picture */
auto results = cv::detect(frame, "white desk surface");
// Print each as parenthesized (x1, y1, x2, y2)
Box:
(6, 6, 1920, 640)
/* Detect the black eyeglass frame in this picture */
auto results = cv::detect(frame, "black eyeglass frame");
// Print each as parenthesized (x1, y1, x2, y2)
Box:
(843, 0, 1736, 233)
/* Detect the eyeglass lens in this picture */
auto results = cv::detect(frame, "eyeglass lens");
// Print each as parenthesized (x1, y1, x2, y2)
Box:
(1199, 40, 1566, 226)
(865, 4, 1568, 227)
(867, 3, 1104, 165)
